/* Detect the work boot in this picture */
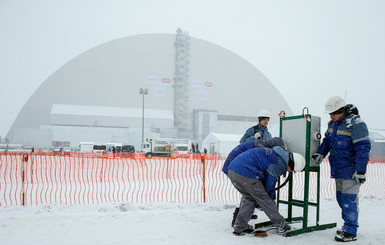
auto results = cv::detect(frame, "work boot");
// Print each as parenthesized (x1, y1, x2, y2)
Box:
(276, 222, 291, 236)
(335, 231, 357, 242)
(233, 225, 254, 236)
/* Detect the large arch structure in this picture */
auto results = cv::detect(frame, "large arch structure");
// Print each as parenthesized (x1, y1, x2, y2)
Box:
(7, 33, 292, 148)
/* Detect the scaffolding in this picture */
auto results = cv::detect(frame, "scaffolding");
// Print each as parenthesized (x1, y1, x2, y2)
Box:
(173, 28, 190, 137)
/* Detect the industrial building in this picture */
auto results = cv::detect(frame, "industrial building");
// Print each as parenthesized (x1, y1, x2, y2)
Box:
(6, 29, 292, 150)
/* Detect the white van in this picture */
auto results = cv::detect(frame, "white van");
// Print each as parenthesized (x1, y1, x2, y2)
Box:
(80, 142, 95, 152)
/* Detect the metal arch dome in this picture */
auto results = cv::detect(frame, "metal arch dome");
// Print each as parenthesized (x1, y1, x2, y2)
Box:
(7, 33, 292, 145)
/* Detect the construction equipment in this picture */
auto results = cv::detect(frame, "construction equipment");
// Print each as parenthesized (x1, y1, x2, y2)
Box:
(254, 108, 337, 237)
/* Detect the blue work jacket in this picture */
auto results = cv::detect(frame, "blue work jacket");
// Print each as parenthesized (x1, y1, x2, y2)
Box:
(222, 137, 285, 175)
(239, 124, 272, 144)
(317, 114, 371, 179)
(228, 146, 288, 199)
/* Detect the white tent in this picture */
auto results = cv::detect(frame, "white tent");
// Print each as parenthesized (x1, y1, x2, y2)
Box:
(201, 133, 242, 156)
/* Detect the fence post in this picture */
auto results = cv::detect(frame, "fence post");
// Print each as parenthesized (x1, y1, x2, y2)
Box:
(201, 154, 206, 203)
(31, 148, 34, 184)
(22, 153, 28, 206)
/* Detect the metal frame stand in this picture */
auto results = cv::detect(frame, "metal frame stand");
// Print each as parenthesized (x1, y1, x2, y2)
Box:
(254, 113, 336, 237)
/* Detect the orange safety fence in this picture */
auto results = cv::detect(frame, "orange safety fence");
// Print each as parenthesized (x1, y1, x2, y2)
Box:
(1, 152, 385, 207)
(277, 160, 385, 200)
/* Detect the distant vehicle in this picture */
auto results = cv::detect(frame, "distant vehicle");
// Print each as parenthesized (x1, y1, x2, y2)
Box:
(121, 144, 135, 158)
(52, 146, 71, 155)
(79, 142, 94, 152)
(141, 138, 191, 158)
(92, 143, 107, 153)
(62, 147, 71, 155)
(172, 144, 190, 155)
(53, 147, 62, 155)
(141, 139, 171, 158)
(122, 145, 135, 153)
(79, 142, 107, 153)
(107, 143, 122, 153)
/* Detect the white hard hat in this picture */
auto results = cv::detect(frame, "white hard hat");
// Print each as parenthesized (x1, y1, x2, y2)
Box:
(258, 109, 271, 118)
(324, 96, 346, 114)
(289, 152, 306, 173)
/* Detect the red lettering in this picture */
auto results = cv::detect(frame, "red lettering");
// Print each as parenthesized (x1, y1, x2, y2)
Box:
(161, 78, 171, 84)
(204, 81, 213, 87)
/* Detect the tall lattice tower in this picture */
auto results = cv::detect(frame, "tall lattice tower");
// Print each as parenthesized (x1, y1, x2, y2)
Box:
(173, 28, 190, 137)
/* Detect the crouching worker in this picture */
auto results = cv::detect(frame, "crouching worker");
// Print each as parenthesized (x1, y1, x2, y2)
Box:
(222, 137, 287, 176)
(222, 137, 286, 226)
(227, 146, 305, 236)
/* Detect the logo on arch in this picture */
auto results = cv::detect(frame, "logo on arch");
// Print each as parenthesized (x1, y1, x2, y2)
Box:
(204, 81, 214, 87)
(161, 78, 171, 84)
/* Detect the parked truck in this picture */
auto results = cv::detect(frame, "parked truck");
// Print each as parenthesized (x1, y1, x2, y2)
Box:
(141, 138, 191, 158)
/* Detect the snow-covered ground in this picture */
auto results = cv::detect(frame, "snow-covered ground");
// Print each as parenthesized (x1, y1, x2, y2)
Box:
(1, 195, 384, 245)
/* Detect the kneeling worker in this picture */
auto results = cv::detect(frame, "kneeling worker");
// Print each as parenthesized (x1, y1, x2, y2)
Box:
(227, 146, 305, 236)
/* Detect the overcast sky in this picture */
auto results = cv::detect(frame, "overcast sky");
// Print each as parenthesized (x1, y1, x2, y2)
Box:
(1, 0, 384, 138)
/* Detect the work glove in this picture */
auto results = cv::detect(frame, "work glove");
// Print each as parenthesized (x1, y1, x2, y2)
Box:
(352, 171, 366, 184)
(254, 132, 261, 139)
(311, 153, 324, 165)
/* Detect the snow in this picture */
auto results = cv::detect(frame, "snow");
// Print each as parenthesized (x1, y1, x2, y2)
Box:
(1, 196, 384, 245)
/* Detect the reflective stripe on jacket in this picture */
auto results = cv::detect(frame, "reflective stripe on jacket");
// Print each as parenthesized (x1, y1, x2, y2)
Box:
(317, 114, 371, 179)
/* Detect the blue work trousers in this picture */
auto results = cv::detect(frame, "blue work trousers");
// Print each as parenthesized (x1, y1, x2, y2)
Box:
(335, 179, 361, 235)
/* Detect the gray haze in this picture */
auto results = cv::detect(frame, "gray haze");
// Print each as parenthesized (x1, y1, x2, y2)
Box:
(1, 0, 385, 138)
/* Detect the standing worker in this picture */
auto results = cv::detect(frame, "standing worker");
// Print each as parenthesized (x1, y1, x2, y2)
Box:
(228, 146, 305, 236)
(311, 95, 371, 242)
(239, 109, 272, 144)
(112, 146, 116, 158)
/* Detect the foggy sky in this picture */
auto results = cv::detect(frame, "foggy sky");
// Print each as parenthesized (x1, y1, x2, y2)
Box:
(1, 0, 385, 138)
